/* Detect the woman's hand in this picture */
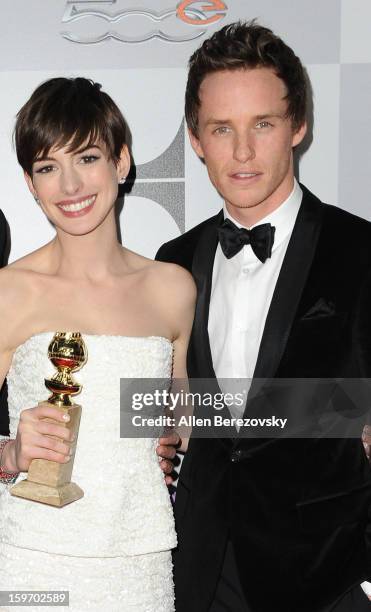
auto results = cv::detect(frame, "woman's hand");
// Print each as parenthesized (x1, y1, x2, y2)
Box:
(2, 403, 74, 472)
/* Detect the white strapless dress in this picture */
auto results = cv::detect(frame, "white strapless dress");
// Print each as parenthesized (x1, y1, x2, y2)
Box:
(0, 333, 176, 612)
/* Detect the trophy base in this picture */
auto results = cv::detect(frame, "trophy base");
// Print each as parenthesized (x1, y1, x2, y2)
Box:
(10, 479, 84, 507)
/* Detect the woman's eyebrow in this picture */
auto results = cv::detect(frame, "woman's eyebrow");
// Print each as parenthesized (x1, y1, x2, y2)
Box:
(33, 155, 55, 163)
(73, 144, 102, 155)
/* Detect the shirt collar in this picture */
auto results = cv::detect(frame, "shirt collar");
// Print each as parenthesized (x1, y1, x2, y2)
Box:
(223, 179, 303, 253)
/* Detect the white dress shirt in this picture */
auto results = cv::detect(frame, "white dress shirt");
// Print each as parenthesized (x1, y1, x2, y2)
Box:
(208, 180, 302, 415)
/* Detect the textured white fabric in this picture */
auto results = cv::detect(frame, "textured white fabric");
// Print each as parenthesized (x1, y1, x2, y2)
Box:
(208, 180, 302, 415)
(0, 542, 174, 612)
(0, 333, 176, 611)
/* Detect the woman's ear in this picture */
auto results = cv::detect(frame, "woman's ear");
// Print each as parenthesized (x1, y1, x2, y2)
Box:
(116, 145, 131, 183)
(24, 171, 39, 203)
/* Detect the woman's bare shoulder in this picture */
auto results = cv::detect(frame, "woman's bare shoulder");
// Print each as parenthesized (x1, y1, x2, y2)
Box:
(0, 252, 49, 350)
(153, 260, 195, 293)
(0, 253, 46, 295)
(123, 247, 195, 293)
(122, 248, 196, 334)
(0, 264, 37, 297)
(6, 242, 51, 272)
(148, 260, 197, 336)
(132, 251, 194, 295)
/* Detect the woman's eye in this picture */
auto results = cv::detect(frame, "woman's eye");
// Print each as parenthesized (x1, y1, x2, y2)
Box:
(34, 165, 54, 174)
(80, 155, 99, 164)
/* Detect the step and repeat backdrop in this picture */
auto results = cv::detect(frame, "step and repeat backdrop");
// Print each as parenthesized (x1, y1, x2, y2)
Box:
(0, 0, 369, 261)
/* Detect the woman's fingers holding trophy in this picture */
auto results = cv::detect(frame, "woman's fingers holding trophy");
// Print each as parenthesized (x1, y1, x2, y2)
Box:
(12, 405, 74, 471)
(14, 432, 72, 471)
(20, 404, 73, 440)
(23, 403, 71, 425)
(34, 405, 74, 439)
(30, 433, 73, 463)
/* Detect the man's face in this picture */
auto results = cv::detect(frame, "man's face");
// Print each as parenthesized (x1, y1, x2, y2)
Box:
(189, 67, 306, 224)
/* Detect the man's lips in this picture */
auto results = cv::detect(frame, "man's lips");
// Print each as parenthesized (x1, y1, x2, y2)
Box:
(56, 194, 97, 215)
(229, 172, 262, 180)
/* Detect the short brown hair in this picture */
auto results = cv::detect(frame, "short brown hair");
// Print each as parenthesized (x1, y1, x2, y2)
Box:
(185, 20, 307, 136)
(14, 77, 128, 175)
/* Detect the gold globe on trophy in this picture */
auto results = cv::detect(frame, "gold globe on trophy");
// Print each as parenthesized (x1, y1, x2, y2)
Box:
(11, 332, 87, 507)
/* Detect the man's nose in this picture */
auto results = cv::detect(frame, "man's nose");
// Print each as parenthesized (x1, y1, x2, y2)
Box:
(233, 135, 255, 163)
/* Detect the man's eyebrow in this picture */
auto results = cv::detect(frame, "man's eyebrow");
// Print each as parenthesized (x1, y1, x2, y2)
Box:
(204, 113, 286, 127)
(204, 118, 231, 127)
(254, 113, 285, 120)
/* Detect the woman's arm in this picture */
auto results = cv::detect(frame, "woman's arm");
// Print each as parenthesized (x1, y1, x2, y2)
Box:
(0, 269, 74, 475)
(160, 263, 196, 455)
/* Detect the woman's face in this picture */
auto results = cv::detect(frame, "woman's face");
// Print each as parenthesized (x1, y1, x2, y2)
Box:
(25, 140, 130, 236)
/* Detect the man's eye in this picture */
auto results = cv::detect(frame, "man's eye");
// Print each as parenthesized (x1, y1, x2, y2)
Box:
(214, 126, 231, 135)
(256, 121, 272, 129)
(80, 155, 99, 164)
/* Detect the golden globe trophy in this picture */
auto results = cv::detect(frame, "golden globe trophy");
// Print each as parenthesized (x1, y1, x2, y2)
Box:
(10, 332, 87, 507)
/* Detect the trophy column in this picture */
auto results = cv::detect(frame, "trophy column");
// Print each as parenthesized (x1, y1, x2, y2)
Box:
(11, 332, 87, 507)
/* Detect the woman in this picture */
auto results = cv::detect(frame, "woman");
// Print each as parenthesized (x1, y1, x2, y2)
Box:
(0, 77, 195, 611)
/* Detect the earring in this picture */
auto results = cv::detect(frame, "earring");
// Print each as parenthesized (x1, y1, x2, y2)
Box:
(118, 176, 126, 184)
(34, 195, 40, 205)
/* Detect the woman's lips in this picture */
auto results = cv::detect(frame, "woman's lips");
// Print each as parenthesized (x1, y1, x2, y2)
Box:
(56, 195, 97, 217)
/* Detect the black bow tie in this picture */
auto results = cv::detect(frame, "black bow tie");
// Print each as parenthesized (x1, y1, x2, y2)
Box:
(218, 218, 276, 263)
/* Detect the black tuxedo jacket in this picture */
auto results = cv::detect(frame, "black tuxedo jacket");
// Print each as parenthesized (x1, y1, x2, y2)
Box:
(156, 185, 371, 612)
(0, 209, 9, 436)
(0, 209, 7, 267)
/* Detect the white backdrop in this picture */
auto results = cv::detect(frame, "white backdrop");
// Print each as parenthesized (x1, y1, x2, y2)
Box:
(0, 0, 370, 262)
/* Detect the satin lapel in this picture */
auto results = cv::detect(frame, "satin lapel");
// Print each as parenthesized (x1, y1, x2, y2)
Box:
(252, 189, 324, 381)
(236, 189, 324, 452)
(188, 212, 241, 446)
(188, 212, 222, 380)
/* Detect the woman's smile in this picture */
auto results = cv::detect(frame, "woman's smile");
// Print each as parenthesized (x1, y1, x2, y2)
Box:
(56, 194, 97, 217)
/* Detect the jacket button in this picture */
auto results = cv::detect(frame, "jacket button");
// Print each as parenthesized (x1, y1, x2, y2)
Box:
(231, 450, 242, 462)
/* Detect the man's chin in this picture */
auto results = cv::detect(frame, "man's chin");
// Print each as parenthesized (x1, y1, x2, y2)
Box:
(227, 200, 265, 211)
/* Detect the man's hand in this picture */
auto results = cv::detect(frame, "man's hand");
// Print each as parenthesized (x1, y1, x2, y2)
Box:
(156, 430, 181, 485)
(362, 425, 371, 461)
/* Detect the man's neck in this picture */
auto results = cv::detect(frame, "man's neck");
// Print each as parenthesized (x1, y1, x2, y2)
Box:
(225, 180, 297, 228)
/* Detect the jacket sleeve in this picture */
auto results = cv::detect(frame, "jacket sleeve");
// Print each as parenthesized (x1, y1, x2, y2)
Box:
(155, 242, 169, 263)
(0, 209, 8, 268)
(0, 209, 9, 436)
(354, 262, 371, 378)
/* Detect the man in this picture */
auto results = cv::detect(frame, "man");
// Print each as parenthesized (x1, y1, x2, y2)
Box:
(0, 209, 7, 267)
(157, 21, 371, 612)
(0, 209, 9, 435)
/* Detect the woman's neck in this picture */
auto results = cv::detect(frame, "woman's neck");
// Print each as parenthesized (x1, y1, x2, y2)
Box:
(49, 210, 124, 280)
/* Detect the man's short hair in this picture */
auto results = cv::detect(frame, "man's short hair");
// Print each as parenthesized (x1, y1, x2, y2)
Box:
(185, 20, 307, 137)
(15, 77, 128, 175)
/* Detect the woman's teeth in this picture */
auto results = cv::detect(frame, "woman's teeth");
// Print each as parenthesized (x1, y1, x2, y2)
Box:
(59, 196, 96, 212)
